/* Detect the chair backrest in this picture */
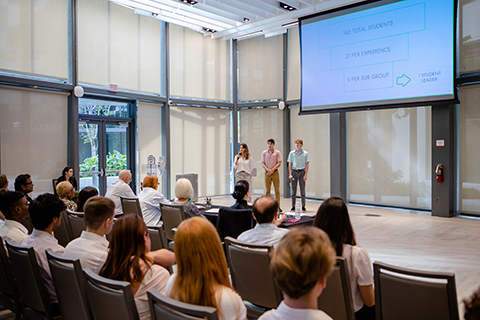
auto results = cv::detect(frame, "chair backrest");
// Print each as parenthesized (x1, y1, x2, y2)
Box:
(52, 179, 58, 195)
(147, 225, 173, 274)
(0, 237, 22, 319)
(374, 261, 459, 320)
(46, 249, 91, 320)
(83, 268, 140, 320)
(148, 225, 169, 251)
(224, 236, 282, 309)
(216, 208, 254, 240)
(160, 203, 185, 241)
(5, 240, 54, 320)
(318, 257, 355, 320)
(66, 209, 87, 240)
(120, 197, 143, 218)
(147, 289, 218, 320)
(55, 210, 72, 247)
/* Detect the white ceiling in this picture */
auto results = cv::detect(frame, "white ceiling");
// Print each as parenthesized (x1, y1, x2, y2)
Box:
(111, 0, 366, 40)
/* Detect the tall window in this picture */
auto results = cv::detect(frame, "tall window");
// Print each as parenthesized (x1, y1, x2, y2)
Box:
(239, 108, 284, 195)
(348, 107, 431, 209)
(290, 106, 330, 199)
(458, 85, 480, 215)
(0, 86, 68, 196)
(287, 26, 301, 101)
(137, 102, 164, 194)
(78, 0, 164, 94)
(169, 24, 231, 101)
(170, 106, 231, 197)
(459, 0, 480, 74)
(238, 35, 283, 102)
(0, 0, 68, 80)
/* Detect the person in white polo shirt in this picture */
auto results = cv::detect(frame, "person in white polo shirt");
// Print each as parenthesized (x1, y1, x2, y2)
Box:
(105, 169, 136, 216)
(0, 191, 30, 244)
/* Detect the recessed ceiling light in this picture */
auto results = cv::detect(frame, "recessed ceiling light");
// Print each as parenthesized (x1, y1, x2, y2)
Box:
(180, 0, 198, 5)
(279, 2, 297, 11)
(203, 27, 217, 33)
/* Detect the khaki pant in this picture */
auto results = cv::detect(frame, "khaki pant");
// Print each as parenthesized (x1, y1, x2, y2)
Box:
(265, 170, 280, 204)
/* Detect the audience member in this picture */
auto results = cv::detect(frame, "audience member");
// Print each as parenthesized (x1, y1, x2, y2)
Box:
(259, 227, 336, 320)
(465, 286, 480, 320)
(14, 173, 34, 203)
(0, 191, 29, 244)
(0, 174, 8, 191)
(65, 197, 174, 275)
(234, 143, 253, 202)
(313, 197, 375, 320)
(76, 186, 98, 212)
(0, 190, 6, 221)
(173, 178, 205, 219)
(0, 175, 8, 219)
(64, 196, 114, 273)
(20, 193, 66, 313)
(105, 169, 136, 216)
(237, 196, 287, 247)
(99, 214, 170, 320)
(56, 181, 77, 211)
(57, 166, 78, 190)
(165, 217, 246, 320)
(138, 175, 170, 226)
(230, 180, 251, 209)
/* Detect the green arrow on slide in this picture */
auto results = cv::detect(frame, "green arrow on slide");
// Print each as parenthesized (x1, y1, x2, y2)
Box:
(396, 74, 411, 87)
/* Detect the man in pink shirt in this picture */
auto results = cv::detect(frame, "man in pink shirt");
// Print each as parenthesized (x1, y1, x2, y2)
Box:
(261, 138, 283, 212)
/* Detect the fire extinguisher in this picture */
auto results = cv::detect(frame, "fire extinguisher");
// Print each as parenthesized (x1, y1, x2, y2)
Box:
(435, 164, 443, 183)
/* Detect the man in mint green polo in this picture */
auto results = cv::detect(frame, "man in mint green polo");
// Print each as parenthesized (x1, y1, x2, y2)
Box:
(288, 139, 309, 212)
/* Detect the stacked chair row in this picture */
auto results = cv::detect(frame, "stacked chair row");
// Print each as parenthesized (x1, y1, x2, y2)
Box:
(224, 236, 459, 320)
(0, 238, 216, 320)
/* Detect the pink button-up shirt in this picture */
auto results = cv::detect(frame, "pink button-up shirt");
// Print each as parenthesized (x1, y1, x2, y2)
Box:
(262, 149, 282, 170)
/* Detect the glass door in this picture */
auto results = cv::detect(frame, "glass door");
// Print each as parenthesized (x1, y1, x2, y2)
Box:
(78, 98, 133, 195)
(104, 123, 129, 189)
(79, 121, 101, 191)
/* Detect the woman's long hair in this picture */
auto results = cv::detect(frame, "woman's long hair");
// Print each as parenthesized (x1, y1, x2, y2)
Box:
(62, 166, 72, 178)
(313, 197, 356, 256)
(100, 214, 152, 293)
(170, 217, 231, 311)
(240, 143, 250, 160)
(76, 187, 98, 212)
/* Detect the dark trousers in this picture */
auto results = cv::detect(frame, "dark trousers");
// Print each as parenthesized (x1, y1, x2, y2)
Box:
(355, 305, 375, 320)
(291, 169, 306, 207)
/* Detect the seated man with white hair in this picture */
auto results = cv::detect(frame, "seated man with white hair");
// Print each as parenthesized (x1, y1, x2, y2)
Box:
(105, 169, 136, 216)
(56, 181, 77, 211)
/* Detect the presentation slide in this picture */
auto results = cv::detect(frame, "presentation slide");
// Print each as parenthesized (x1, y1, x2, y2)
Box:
(300, 0, 455, 112)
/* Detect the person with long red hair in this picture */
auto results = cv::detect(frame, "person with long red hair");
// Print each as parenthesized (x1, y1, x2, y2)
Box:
(99, 214, 170, 320)
(165, 217, 246, 320)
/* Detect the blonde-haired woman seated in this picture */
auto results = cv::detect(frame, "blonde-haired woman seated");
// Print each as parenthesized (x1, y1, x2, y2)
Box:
(173, 178, 205, 219)
(56, 181, 77, 211)
(138, 175, 170, 226)
(165, 217, 246, 320)
(99, 214, 171, 320)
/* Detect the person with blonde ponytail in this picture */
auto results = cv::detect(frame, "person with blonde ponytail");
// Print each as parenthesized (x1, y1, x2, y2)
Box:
(165, 217, 246, 320)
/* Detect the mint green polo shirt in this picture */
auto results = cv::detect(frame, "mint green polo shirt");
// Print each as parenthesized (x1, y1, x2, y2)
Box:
(287, 149, 309, 170)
